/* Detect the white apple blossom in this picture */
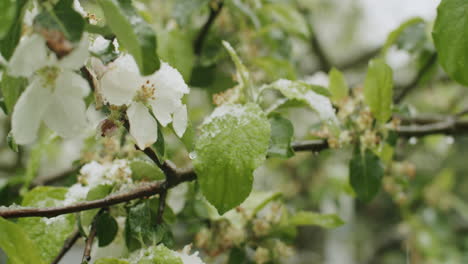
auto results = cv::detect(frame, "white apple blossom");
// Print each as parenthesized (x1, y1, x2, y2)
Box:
(99, 54, 189, 149)
(8, 33, 90, 144)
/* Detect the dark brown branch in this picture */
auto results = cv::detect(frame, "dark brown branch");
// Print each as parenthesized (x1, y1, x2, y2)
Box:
(51, 230, 81, 264)
(0, 168, 195, 219)
(194, 1, 224, 55)
(292, 140, 328, 152)
(394, 53, 438, 103)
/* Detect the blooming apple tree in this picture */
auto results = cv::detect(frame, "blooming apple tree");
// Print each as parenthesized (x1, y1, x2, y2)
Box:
(0, 0, 467, 263)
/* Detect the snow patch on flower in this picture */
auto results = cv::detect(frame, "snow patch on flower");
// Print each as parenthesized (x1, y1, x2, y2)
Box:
(64, 184, 90, 205)
(304, 71, 329, 87)
(173, 245, 206, 264)
(79, 159, 133, 188)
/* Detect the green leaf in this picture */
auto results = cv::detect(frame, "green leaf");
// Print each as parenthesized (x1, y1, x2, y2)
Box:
(268, 113, 294, 158)
(33, 0, 85, 43)
(172, 0, 210, 26)
(328, 67, 348, 102)
(0, 0, 28, 60)
(263, 3, 310, 39)
(252, 56, 297, 81)
(95, 259, 129, 264)
(18, 187, 75, 263)
(290, 211, 344, 228)
(194, 103, 270, 214)
(157, 29, 195, 81)
(230, 0, 260, 28)
(129, 160, 165, 182)
(363, 59, 393, 123)
(382, 17, 425, 56)
(1, 73, 27, 114)
(125, 199, 174, 251)
(0, 217, 46, 264)
(228, 247, 252, 264)
(349, 148, 384, 202)
(264, 79, 336, 121)
(433, 0, 468, 85)
(7, 131, 18, 152)
(80, 184, 113, 232)
(0, 0, 16, 39)
(97, 0, 160, 75)
(96, 211, 118, 247)
(223, 41, 253, 101)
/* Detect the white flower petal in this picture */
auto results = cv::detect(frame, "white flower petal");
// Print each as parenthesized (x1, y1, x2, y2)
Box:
(151, 62, 189, 95)
(43, 93, 88, 138)
(73, 0, 87, 17)
(55, 70, 90, 98)
(127, 102, 158, 149)
(12, 77, 52, 144)
(149, 96, 181, 126)
(100, 55, 140, 106)
(86, 103, 106, 129)
(173, 105, 187, 138)
(58, 34, 89, 70)
(90, 36, 111, 54)
(8, 34, 49, 77)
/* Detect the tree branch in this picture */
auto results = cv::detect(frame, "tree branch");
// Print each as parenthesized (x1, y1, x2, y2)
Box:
(82, 214, 99, 263)
(2, 116, 468, 219)
(156, 190, 167, 225)
(194, 1, 224, 56)
(51, 230, 81, 264)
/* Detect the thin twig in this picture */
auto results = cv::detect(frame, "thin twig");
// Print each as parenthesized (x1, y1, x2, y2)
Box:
(82, 212, 100, 263)
(194, 1, 224, 55)
(292, 140, 329, 152)
(156, 189, 167, 225)
(51, 229, 81, 264)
